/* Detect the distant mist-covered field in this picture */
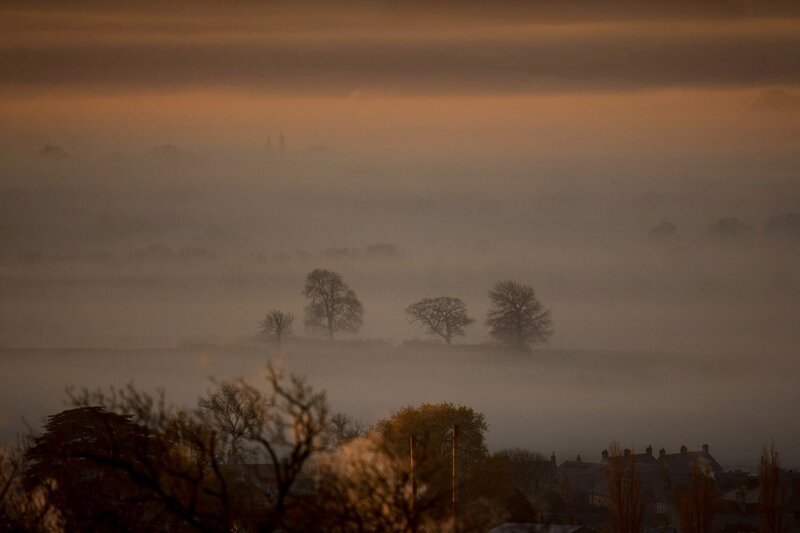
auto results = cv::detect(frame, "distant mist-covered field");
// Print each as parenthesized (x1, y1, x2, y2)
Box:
(1, 343, 797, 469)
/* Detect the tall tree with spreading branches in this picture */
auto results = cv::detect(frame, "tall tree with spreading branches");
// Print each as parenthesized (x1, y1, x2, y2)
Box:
(406, 296, 474, 345)
(486, 280, 553, 350)
(302, 269, 363, 340)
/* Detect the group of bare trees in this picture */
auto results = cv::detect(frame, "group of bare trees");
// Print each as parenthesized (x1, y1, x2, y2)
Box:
(258, 269, 553, 351)
(0, 369, 537, 531)
(402, 279, 555, 350)
(2, 365, 331, 532)
(258, 269, 364, 347)
(3, 373, 795, 533)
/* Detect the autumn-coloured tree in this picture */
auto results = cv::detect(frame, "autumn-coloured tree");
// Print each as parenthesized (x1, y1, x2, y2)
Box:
(301, 434, 428, 532)
(375, 403, 488, 524)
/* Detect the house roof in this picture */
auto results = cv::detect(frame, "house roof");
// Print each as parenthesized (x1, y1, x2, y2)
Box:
(660, 451, 723, 476)
(559, 461, 608, 496)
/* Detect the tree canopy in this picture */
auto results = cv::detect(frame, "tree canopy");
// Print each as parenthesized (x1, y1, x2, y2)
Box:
(302, 269, 364, 339)
(486, 280, 553, 350)
(257, 310, 294, 347)
(406, 296, 473, 345)
(374, 402, 488, 521)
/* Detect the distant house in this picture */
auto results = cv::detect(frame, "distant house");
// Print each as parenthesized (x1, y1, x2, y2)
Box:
(559, 458, 610, 508)
(717, 470, 800, 532)
(558, 444, 725, 526)
(655, 444, 723, 488)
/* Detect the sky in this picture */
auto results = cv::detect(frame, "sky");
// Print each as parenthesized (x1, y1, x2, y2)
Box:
(1, 0, 799, 461)
(1, 0, 799, 156)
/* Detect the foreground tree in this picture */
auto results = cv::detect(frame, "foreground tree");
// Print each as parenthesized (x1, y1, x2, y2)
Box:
(198, 379, 267, 464)
(303, 269, 364, 339)
(607, 442, 643, 533)
(24, 407, 163, 532)
(759, 444, 787, 533)
(486, 280, 553, 350)
(20, 364, 330, 532)
(257, 310, 294, 347)
(679, 458, 716, 533)
(406, 297, 474, 345)
(301, 434, 428, 532)
(2, 441, 58, 531)
(375, 403, 489, 527)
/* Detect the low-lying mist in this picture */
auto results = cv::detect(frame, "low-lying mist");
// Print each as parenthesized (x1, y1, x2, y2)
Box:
(1, 142, 798, 470)
(1, 343, 798, 469)
(1, 149, 798, 355)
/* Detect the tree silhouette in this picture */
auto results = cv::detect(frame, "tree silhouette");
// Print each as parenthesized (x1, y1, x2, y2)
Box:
(375, 403, 488, 525)
(198, 380, 267, 464)
(257, 310, 294, 347)
(406, 296, 473, 345)
(607, 442, 643, 533)
(53, 364, 329, 532)
(678, 458, 716, 533)
(486, 280, 553, 350)
(302, 269, 363, 339)
(23, 407, 163, 531)
(759, 443, 786, 533)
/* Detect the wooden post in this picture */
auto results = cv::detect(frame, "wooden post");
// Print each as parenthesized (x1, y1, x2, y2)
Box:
(452, 424, 459, 532)
(409, 434, 416, 514)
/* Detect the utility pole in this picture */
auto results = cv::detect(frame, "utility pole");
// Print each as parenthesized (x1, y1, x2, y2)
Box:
(452, 424, 459, 532)
(409, 434, 416, 514)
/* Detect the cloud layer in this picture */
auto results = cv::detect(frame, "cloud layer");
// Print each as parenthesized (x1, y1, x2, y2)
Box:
(2, 2, 799, 95)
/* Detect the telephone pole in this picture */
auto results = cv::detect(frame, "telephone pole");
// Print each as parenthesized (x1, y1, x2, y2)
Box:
(409, 434, 417, 514)
(452, 424, 459, 532)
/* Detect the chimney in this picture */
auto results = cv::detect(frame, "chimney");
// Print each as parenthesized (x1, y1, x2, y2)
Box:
(646, 445, 653, 457)
(602, 449, 609, 461)
(702, 444, 709, 454)
(680, 445, 688, 454)
(659, 448, 666, 460)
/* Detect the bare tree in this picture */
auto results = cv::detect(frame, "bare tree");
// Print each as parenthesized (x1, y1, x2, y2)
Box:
(257, 310, 294, 347)
(302, 269, 363, 339)
(58, 363, 329, 532)
(198, 380, 266, 464)
(759, 443, 786, 533)
(486, 280, 553, 350)
(679, 458, 717, 533)
(607, 442, 643, 533)
(406, 297, 474, 345)
(328, 413, 366, 447)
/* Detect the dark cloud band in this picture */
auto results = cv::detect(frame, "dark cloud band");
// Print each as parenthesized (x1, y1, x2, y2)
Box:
(1, 32, 799, 95)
